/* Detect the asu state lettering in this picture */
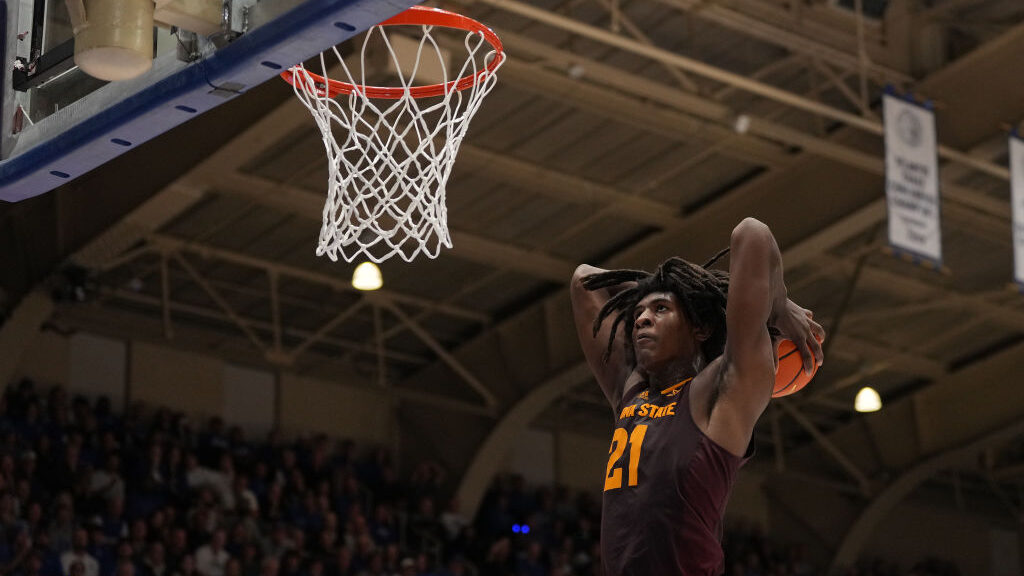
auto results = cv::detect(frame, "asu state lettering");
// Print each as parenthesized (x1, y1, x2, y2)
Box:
(617, 401, 676, 420)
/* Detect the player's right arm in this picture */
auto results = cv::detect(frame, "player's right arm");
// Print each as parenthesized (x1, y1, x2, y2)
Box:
(570, 265, 634, 409)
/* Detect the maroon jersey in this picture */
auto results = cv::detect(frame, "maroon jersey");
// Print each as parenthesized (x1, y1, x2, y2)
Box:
(600, 378, 750, 576)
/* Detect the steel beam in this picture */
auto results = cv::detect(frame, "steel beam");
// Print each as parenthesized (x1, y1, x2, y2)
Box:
(172, 252, 269, 355)
(777, 399, 873, 495)
(149, 234, 490, 324)
(457, 144, 679, 228)
(478, 0, 1009, 180)
(380, 299, 499, 408)
(99, 287, 428, 365)
(652, 0, 910, 83)
(499, 59, 789, 168)
(495, 29, 1005, 225)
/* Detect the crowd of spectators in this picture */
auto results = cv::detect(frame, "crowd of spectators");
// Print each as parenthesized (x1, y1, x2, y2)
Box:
(0, 378, 961, 576)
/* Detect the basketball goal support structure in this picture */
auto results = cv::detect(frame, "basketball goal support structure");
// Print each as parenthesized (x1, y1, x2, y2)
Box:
(0, 0, 418, 203)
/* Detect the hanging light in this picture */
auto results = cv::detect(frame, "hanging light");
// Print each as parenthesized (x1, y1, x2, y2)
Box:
(854, 387, 882, 413)
(352, 262, 382, 291)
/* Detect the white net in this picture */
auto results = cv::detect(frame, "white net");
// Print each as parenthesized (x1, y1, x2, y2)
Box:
(287, 18, 503, 263)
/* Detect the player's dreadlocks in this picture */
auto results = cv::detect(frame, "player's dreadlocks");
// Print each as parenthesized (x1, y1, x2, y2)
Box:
(582, 249, 731, 364)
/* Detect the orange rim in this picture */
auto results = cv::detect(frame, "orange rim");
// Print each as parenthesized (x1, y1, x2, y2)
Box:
(280, 5, 504, 99)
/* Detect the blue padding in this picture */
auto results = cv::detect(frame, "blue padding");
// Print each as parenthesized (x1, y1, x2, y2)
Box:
(0, 0, 419, 202)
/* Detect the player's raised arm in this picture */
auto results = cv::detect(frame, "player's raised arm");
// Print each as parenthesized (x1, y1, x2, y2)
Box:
(710, 218, 824, 454)
(570, 264, 638, 409)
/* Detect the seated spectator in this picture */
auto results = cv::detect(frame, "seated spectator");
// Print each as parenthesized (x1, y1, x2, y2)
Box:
(51, 436, 86, 498)
(98, 500, 128, 547)
(59, 529, 99, 576)
(0, 456, 18, 499)
(129, 442, 169, 518)
(5, 529, 36, 576)
(163, 529, 189, 573)
(368, 505, 396, 549)
(331, 546, 352, 576)
(111, 541, 139, 576)
(261, 524, 293, 561)
(11, 551, 44, 576)
(66, 561, 87, 576)
(234, 545, 260, 576)
(407, 498, 441, 553)
(88, 453, 125, 506)
(480, 537, 513, 576)
(146, 510, 170, 548)
(222, 559, 241, 576)
(138, 543, 169, 576)
(354, 553, 387, 576)
(185, 458, 231, 512)
(194, 530, 230, 576)
(437, 500, 466, 546)
(431, 555, 466, 576)
(162, 446, 188, 507)
(47, 497, 76, 555)
(397, 557, 415, 576)
(171, 555, 197, 576)
(256, 556, 277, 576)
(33, 532, 64, 576)
(306, 559, 325, 576)
(17, 451, 39, 498)
(275, 552, 301, 576)
(515, 540, 545, 576)
(114, 560, 135, 576)
(126, 521, 148, 560)
(13, 401, 43, 453)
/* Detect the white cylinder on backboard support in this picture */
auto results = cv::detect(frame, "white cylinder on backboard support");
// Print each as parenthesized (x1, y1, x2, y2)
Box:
(67, 0, 155, 81)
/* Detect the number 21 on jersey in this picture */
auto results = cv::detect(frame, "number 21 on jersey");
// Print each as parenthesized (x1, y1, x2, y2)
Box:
(604, 425, 648, 491)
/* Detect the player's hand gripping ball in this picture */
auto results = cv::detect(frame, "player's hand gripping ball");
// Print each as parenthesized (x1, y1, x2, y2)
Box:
(772, 339, 819, 397)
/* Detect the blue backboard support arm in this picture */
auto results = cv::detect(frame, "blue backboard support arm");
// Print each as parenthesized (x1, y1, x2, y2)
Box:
(0, 0, 419, 202)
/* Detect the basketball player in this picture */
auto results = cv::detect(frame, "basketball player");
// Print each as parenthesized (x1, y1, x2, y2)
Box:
(570, 217, 825, 575)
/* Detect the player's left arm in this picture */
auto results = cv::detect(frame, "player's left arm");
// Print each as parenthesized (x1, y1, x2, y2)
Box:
(705, 218, 824, 456)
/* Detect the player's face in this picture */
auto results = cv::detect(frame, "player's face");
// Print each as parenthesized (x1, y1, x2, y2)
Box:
(631, 291, 702, 373)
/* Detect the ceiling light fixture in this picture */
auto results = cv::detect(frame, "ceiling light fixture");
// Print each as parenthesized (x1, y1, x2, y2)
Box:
(854, 386, 882, 413)
(352, 262, 383, 291)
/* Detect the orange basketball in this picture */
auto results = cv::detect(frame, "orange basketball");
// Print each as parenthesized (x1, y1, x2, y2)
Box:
(773, 339, 818, 397)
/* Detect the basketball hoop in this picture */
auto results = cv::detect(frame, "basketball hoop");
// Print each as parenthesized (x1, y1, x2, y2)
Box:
(281, 6, 505, 263)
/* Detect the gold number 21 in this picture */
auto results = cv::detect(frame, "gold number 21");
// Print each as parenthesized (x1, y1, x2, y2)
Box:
(604, 425, 648, 491)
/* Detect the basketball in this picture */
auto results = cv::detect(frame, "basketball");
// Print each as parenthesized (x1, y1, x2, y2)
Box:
(773, 339, 818, 397)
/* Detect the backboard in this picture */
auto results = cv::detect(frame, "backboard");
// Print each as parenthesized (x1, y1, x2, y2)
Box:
(0, 0, 420, 202)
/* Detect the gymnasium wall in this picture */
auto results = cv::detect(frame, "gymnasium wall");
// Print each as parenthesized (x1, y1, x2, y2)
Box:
(13, 330, 391, 446)
(131, 341, 223, 416)
(501, 427, 609, 494)
(862, 498, 996, 574)
(278, 371, 392, 444)
(554, 429, 607, 493)
(17, 329, 70, 394)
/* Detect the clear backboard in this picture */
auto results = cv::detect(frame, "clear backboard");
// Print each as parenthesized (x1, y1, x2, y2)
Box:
(0, 0, 419, 202)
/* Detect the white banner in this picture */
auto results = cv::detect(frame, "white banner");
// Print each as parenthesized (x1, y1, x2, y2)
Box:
(1011, 136, 1024, 285)
(884, 93, 942, 263)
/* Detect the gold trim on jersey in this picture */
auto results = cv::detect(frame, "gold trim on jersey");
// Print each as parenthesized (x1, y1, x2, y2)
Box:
(660, 377, 693, 398)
